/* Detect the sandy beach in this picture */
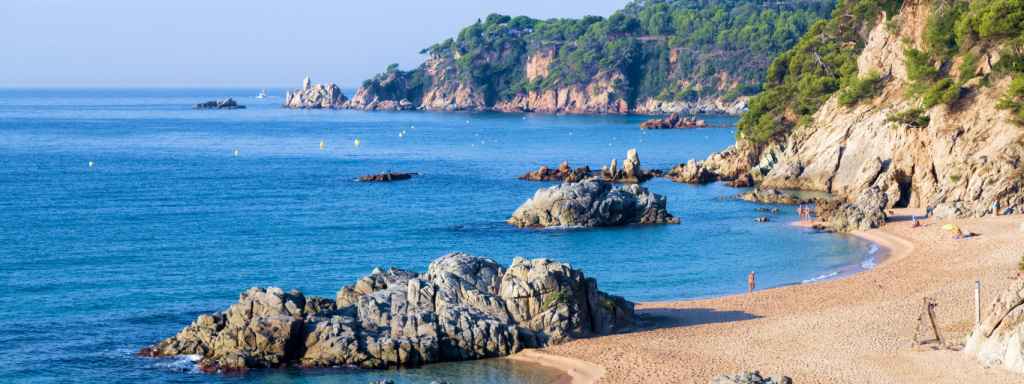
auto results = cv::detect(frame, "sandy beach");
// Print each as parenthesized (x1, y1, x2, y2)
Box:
(522, 209, 1024, 383)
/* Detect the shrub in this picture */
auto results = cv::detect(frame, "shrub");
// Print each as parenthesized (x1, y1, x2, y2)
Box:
(887, 108, 930, 127)
(921, 78, 963, 108)
(838, 71, 885, 106)
(997, 76, 1024, 121)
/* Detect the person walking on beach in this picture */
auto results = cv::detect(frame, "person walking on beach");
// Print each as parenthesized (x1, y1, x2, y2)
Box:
(748, 271, 756, 293)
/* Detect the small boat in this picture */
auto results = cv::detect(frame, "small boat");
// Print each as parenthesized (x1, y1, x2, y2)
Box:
(256, 89, 268, 99)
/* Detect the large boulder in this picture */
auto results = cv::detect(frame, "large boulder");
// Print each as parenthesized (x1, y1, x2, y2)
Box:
(667, 159, 716, 184)
(283, 76, 349, 109)
(139, 287, 306, 371)
(507, 178, 680, 228)
(814, 187, 888, 232)
(737, 188, 810, 205)
(142, 253, 636, 372)
(965, 279, 1024, 373)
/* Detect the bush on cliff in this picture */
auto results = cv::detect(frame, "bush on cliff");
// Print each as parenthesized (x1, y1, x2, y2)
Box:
(737, 0, 902, 143)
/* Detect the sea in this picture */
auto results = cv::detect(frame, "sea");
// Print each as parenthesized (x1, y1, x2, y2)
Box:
(0, 88, 878, 383)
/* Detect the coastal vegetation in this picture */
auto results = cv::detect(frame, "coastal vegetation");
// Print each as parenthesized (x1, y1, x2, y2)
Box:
(738, 0, 1024, 142)
(737, 0, 903, 143)
(356, 0, 835, 112)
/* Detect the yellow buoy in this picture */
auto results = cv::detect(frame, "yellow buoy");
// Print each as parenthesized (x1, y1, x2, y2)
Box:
(320, 140, 326, 150)
(354, 138, 361, 147)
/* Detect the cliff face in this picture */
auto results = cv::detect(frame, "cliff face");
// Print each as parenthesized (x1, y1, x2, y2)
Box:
(692, 0, 1024, 217)
(338, 3, 831, 115)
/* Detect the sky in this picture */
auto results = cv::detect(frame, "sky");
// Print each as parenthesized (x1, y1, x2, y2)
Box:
(1, 0, 626, 88)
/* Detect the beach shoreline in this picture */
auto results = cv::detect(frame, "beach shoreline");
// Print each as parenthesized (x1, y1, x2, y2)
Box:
(517, 209, 1023, 383)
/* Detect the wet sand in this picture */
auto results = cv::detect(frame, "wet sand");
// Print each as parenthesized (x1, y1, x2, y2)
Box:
(519, 209, 1024, 383)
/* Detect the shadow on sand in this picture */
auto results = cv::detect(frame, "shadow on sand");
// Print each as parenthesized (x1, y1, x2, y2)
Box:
(637, 307, 761, 330)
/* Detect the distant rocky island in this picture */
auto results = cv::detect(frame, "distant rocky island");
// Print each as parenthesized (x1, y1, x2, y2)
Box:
(194, 98, 244, 110)
(140, 253, 635, 372)
(282, 1, 834, 115)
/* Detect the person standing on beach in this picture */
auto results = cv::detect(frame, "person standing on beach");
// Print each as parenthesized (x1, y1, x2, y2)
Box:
(748, 271, 756, 293)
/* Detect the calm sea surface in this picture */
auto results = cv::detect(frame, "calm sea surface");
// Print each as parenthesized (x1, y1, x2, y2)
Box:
(0, 88, 876, 383)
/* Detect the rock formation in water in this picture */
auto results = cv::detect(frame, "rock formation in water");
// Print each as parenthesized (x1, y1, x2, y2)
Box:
(357, 172, 417, 182)
(508, 178, 679, 228)
(670, 0, 1024, 220)
(736, 188, 810, 205)
(667, 159, 717, 184)
(640, 113, 707, 129)
(519, 161, 591, 182)
(519, 149, 659, 184)
(194, 98, 245, 110)
(965, 278, 1024, 374)
(599, 149, 661, 183)
(283, 76, 349, 109)
(140, 253, 635, 372)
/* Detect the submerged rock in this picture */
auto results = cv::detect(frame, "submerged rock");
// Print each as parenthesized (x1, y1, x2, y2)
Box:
(965, 278, 1024, 374)
(639, 112, 707, 129)
(283, 76, 349, 109)
(141, 253, 635, 372)
(194, 98, 245, 110)
(507, 178, 679, 228)
(358, 172, 417, 182)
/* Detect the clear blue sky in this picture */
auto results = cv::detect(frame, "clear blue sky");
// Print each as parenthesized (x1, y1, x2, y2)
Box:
(1, 0, 626, 87)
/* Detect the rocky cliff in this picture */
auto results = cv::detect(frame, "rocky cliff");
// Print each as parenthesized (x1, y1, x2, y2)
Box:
(340, 2, 831, 115)
(676, 0, 1024, 219)
(140, 253, 635, 372)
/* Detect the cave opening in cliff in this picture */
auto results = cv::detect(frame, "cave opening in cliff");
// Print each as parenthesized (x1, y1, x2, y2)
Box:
(895, 172, 913, 208)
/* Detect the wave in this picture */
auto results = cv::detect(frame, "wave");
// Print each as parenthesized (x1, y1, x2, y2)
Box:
(861, 256, 877, 269)
(802, 271, 839, 284)
(152, 354, 201, 373)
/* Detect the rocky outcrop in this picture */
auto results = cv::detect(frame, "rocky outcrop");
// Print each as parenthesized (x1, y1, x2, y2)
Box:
(965, 278, 1024, 374)
(695, 0, 1024, 217)
(667, 160, 717, 184)
(519, 161, 591, 183)
(814, 187, 888, 232)
(640, 113, 707, 129)
(194, 98, 245, 110)
(520, 150, 660, 184)
(141, 253, 635, 372)
(508, 178, 679, 228)
(737, 188, 810, 205)
(711, 371, 793, 384)
(599, 149, 661, 183)
(357, 172, 417, 182)
(283, 76, 349, 109)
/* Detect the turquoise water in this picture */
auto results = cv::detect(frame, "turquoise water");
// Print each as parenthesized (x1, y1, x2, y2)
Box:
(0, 88, 876, 383)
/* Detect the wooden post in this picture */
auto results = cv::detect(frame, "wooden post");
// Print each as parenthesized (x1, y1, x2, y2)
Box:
(975, 280, 982, 327)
